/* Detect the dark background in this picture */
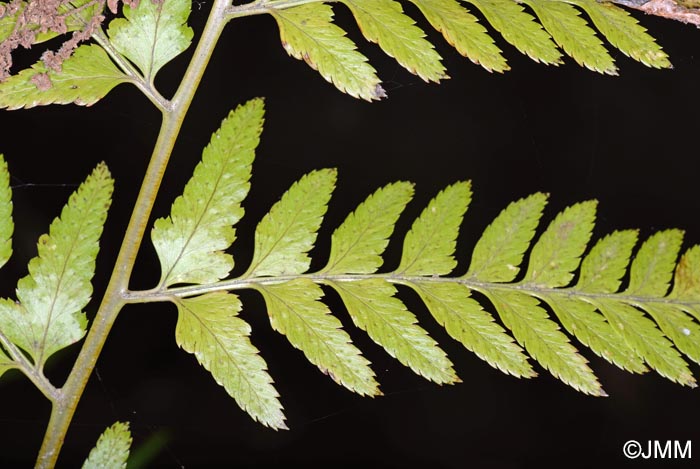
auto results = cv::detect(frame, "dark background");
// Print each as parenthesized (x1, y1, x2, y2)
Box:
(1, 3, 700, 468)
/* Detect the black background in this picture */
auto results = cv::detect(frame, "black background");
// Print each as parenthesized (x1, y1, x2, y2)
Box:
(1, 3, 700, 468)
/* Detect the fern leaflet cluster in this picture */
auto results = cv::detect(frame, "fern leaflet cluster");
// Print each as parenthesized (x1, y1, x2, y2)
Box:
(0, 0, 676, 108)
(145, 99, 700, 429)
(268, 0, 670, 100)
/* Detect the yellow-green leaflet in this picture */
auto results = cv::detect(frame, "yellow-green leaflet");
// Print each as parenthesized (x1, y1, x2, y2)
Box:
(466, 193, 548, 282)
(323, 182, 414, 274)
(671, 246, 700, 304)
(0, 157, 17, 377)
(339, 0, 447, 82)
(627, 230, 684, 297)
(644, 303, 700, 366)
(81, 422, 132, 469)
(485, 289, 604, 396)
(331, 279, 458, 383)
(271, 3, 385, 101)
(107, 0, 194, 83)
(409, 0, 508, 72)
(248, 169, 336, 277)
(258, 279, 380, 396)
(0, 45, 129, 109)
(152, 99, 264, 287)
(523, 0, 616, 74)
(412, 281, 534, 378)
(525, 201, 597, 287)
(0, 155, 12, 269)
(571, 0, 670, 68)
(0, 348, 15, 379)
(577, 230, 639, 293)
(398, 182, 471, 276)
(467, 0, 561, 64)
(174, 293, 286, 429)
(0, 163, 113, 367)
(593, 299, 695, 386)
(539, 294, 648, 374)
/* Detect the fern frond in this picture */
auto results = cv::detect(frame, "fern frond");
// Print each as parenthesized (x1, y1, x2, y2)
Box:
(257, 279, 380, 396)
(81, 422, 132, 469)
(398, 182, 471, 276)
(0, 45, 130, 110)
(331, 278, 458, 383)
(467, 0, 562, 65)
(263, 0, 671, 98)
(107, 0, 194, 83)
(270, 3, 385, 101)
(339, 0, 447, 82)
(174, 293, 286, 429)
(0, 155, 12, 269)
(151, 99, 700, 429)
(323, 182, 414, 274)
(0, 163, 113, 368)
(152, 99, 264, 287)
(522, 0, 617, 74)
(570, 0, 670, 68)
(247, 168, 336, 277)
(409, 0, 508, 72)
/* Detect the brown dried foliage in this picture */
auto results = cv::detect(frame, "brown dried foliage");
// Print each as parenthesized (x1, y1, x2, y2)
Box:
(0, 0, 141, 82)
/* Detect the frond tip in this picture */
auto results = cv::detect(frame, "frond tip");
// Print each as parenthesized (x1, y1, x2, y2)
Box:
(150, 99, 699, 430)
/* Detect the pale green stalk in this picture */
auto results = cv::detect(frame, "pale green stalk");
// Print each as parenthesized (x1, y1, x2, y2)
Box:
(34, 0, 231, 467)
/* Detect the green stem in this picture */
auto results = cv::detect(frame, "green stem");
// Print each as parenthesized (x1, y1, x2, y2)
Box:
(124, 272, 700, 311)
(0, 331, 58, 402)
(92, 30, 171, 112)
(33, 1, 231, 467)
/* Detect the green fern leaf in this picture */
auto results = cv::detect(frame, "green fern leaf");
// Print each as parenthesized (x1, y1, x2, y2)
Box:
(486, 289, 604, 395)
(0, 346, 16, 378)
(540, 294, 647, 373)
(152, 99, 264, 287)
(671, 246, 700, 304)
(644, 303, 700, 365)
(331, 279, 458, 383)
(398, 182, 471, 276)
(107, 0, 193, 83)
(0, 163, 113, 367)
(627, 230, 683, 297)
(411, 281, 534, 377)
(174, 293, 286, 429)
(466, 193, 548, 282)
(571, 0, 670, 69)
(81, 422, 132, 469)
(594, 299, 695, 386)
(661, 247, 700, 359)
(258, 279, 379, 396)
(467, 0, 561, 65)
(323, 182, 414, 274)
(525, 201, 596, 286)
(0, 45, 129, 110)
(577, 230, 638, 292)
(408, 0, 508, 72)
(522, 0, 616, 74)
(248, 169, 336, 277)
(340, 0, 447, 82)
(0, 155, 12, 269)
(271, 3, 385, 101)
